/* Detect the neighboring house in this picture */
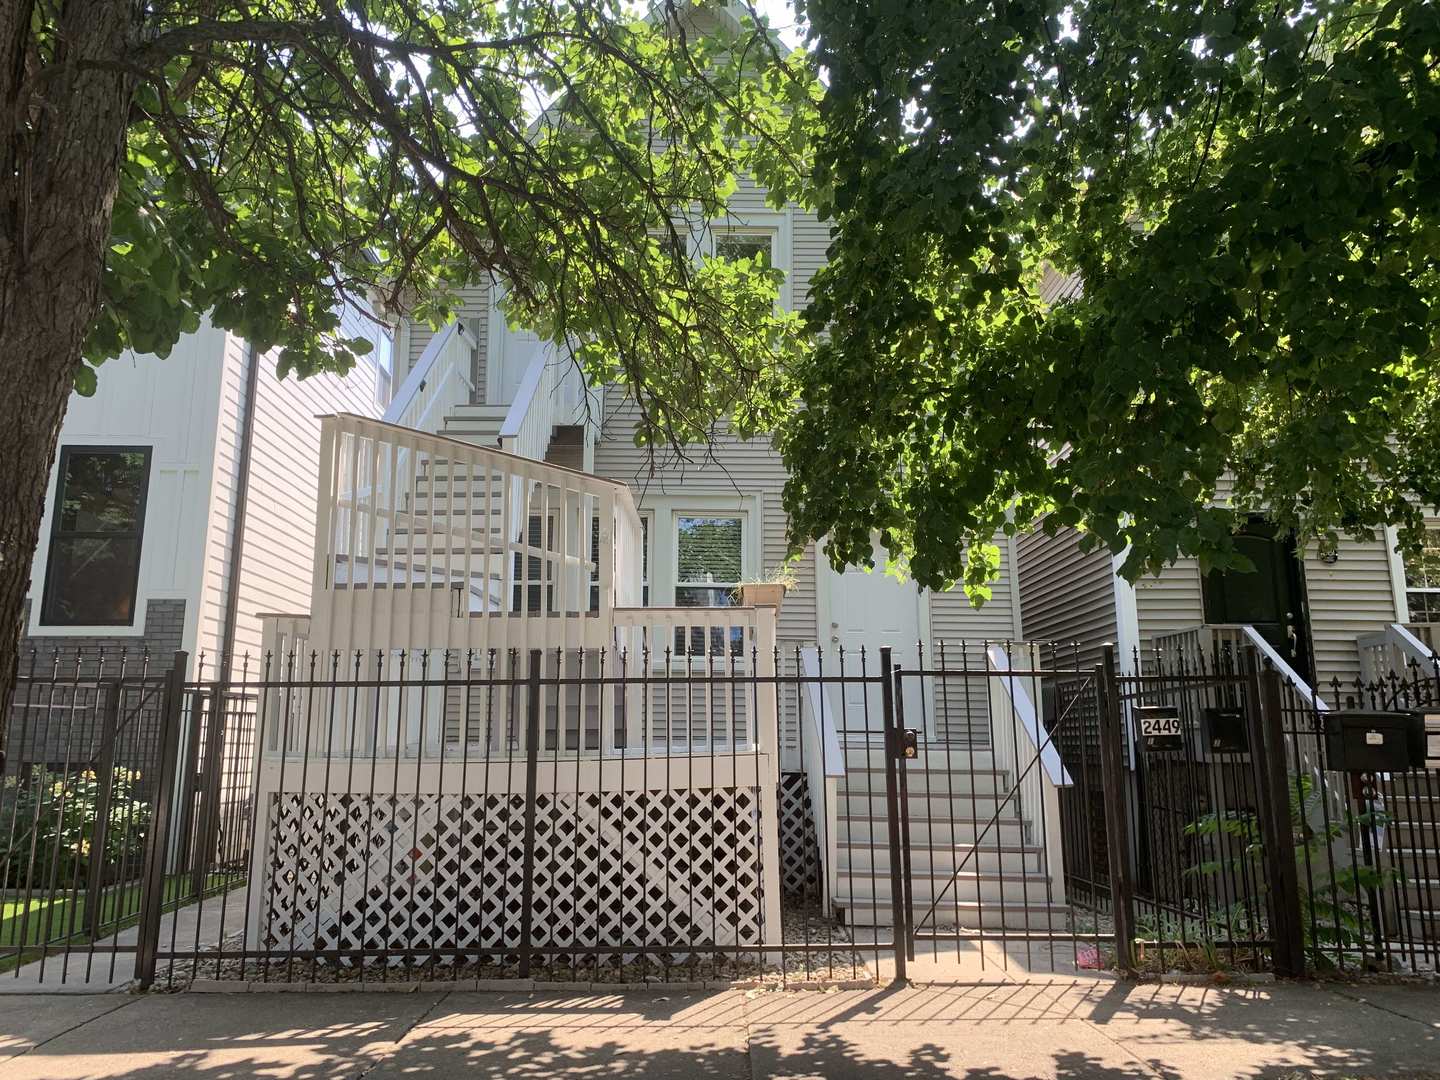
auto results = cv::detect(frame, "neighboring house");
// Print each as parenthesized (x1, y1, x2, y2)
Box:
(17, 307, 390, 678)
(1018, 266, 1439, 704)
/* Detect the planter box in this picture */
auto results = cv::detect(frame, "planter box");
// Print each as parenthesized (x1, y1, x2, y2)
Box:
(739, 583, 786, 609)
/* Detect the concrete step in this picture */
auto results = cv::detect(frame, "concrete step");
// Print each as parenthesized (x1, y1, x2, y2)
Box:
(1384, 822, 1440, 845)
(837, 765, 1013, 797)
(835, 896, 1069, 930)
(837, 745, 997, 771)
(837, 789, 1022, 820)
(835, 868, 1058, 906)
(837, 814, 1031, 847)
(836, 841, 1045, 876)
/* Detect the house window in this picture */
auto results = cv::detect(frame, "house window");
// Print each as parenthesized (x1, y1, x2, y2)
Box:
(40, 447, 151, 627)
(1406, 531, 1440, 623)
(675, 515, 743, 608)
(674, 514, 745, 657)
(714, 230, 773, 268)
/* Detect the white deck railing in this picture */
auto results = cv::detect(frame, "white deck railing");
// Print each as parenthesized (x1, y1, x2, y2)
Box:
(309, 413, 642, 656)
(382, 320, 476, 434)
(497, 345, 591, 461)
(1358, 623, 1438, 684)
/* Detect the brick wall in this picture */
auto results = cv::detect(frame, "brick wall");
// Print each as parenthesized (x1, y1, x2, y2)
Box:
(6, 600, 187, 780)
(17, 598, 186, 671)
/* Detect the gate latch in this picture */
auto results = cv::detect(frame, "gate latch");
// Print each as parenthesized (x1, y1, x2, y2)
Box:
(901, 728, 919, 759)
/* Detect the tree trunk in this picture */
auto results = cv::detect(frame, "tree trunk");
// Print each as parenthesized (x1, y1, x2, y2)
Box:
(0, 1, 137, 767)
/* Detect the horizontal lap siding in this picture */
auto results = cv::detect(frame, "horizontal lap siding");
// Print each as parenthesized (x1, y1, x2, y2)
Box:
(1302, 535, 1401, 695)
(1016, 526, 1118, 669)
(928, 540, 1022, 744)
(211, 314, 383, 669)
(1134, 558, 1205, 656)
(405, 283, 489, 399)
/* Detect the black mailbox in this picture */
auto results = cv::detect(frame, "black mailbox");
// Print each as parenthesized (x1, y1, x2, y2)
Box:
(1323, 711, 1424, 773)
(1202, 707, 1249, 754)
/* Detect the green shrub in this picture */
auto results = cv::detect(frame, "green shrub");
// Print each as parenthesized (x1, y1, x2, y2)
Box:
(1, 766, 151, 886)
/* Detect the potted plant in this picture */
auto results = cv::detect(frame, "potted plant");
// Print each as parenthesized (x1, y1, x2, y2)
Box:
(739, 561, 797, 610)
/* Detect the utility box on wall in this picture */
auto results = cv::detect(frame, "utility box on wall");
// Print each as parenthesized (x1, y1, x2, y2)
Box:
(1323, 711, 1424, 773)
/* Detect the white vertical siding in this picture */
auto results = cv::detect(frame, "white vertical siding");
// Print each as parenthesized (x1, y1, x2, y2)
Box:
(24, 323, 229, 660)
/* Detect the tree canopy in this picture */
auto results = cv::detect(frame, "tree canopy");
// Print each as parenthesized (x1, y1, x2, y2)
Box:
(783, 0, 1440, 600)
(70, 0, 817, 427)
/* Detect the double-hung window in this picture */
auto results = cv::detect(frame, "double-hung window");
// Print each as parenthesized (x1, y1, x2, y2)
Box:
(674, 514, 745, 656)
(40, 447, 151, 627)
(1406, 530, 1440, 623)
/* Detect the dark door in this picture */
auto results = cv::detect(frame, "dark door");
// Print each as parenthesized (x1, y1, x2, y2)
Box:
(1201, 518, 1313, 683)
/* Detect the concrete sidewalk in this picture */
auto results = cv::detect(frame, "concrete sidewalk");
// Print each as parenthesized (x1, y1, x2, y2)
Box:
(1, 979, 1438, 1078)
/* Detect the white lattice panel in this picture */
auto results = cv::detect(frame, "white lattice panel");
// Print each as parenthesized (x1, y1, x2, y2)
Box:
(260, 787, 766, 959)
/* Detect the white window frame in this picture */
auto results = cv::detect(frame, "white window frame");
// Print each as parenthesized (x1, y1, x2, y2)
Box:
(673, 512, 748, 609)
(1403, 527, 1440, 624)
(703, 210, 794, 310)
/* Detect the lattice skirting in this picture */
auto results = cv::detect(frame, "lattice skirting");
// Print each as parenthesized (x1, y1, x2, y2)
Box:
(779, 773, 820, 900)
(258, 787, 766, 959)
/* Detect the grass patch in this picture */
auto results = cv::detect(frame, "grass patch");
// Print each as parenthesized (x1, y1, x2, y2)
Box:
(0, 872, 238, 974)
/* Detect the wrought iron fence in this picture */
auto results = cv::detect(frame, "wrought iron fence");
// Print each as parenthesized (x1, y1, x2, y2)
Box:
(6, 638, 1439, 989)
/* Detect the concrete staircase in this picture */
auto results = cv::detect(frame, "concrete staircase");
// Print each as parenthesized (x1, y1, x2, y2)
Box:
(831, 744, 1069, 931)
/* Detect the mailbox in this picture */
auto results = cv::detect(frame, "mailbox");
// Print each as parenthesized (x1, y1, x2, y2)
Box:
(1202, 707, 1249, 755)
(1323, 711, 1424, 773)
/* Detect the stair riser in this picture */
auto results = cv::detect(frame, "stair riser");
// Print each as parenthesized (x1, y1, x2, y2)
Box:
(834, 769, 1013, 797)
(839, 818, 1031, 847)
(839, 792, 1023, 819)
(838, 847, 1045, 876)
(836, 901, 1068, 931)
(837, 748, 997, 771)
(835, 876, 1059, 906)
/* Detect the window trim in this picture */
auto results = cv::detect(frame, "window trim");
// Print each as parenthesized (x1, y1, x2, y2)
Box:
(704, 210, 794, 309)
(39, 445, 153, 629)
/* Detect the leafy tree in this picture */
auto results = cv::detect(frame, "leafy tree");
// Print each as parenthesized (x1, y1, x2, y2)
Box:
(785, 0, 1440, 600)
(0, 0, 816, 752)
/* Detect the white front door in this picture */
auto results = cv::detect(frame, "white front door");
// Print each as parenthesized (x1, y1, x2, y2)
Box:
(820, 541, 929, 737)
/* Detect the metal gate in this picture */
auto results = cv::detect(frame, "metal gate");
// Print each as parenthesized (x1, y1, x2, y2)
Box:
(1, 652, 255, 987)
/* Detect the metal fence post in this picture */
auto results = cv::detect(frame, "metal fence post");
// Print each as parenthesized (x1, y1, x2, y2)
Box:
(1098, 646, 1136, 974)
(85, 682, 123, 938)
(517, 648, 543, 979)
(879, 647, 908, 984)
(136, 652, 188, 990)
(1255, 664, 1306, 976)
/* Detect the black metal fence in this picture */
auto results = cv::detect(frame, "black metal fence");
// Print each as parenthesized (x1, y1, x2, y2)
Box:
(4, 639, 1439, 988)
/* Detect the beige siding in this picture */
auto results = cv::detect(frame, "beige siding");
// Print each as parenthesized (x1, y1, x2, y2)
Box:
(1134, 558, 1206, 654)
(1015, 525, 1118, 668)
(593, 398, 818, 655)
(1302, 535, 1403, 694)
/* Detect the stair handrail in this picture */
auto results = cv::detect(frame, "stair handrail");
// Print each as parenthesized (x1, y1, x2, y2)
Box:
(1358, 623, 1437, 684)
(497, 345, 590, 461)
(798, 646, 842, 914)
(382, 319, 475, 433)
